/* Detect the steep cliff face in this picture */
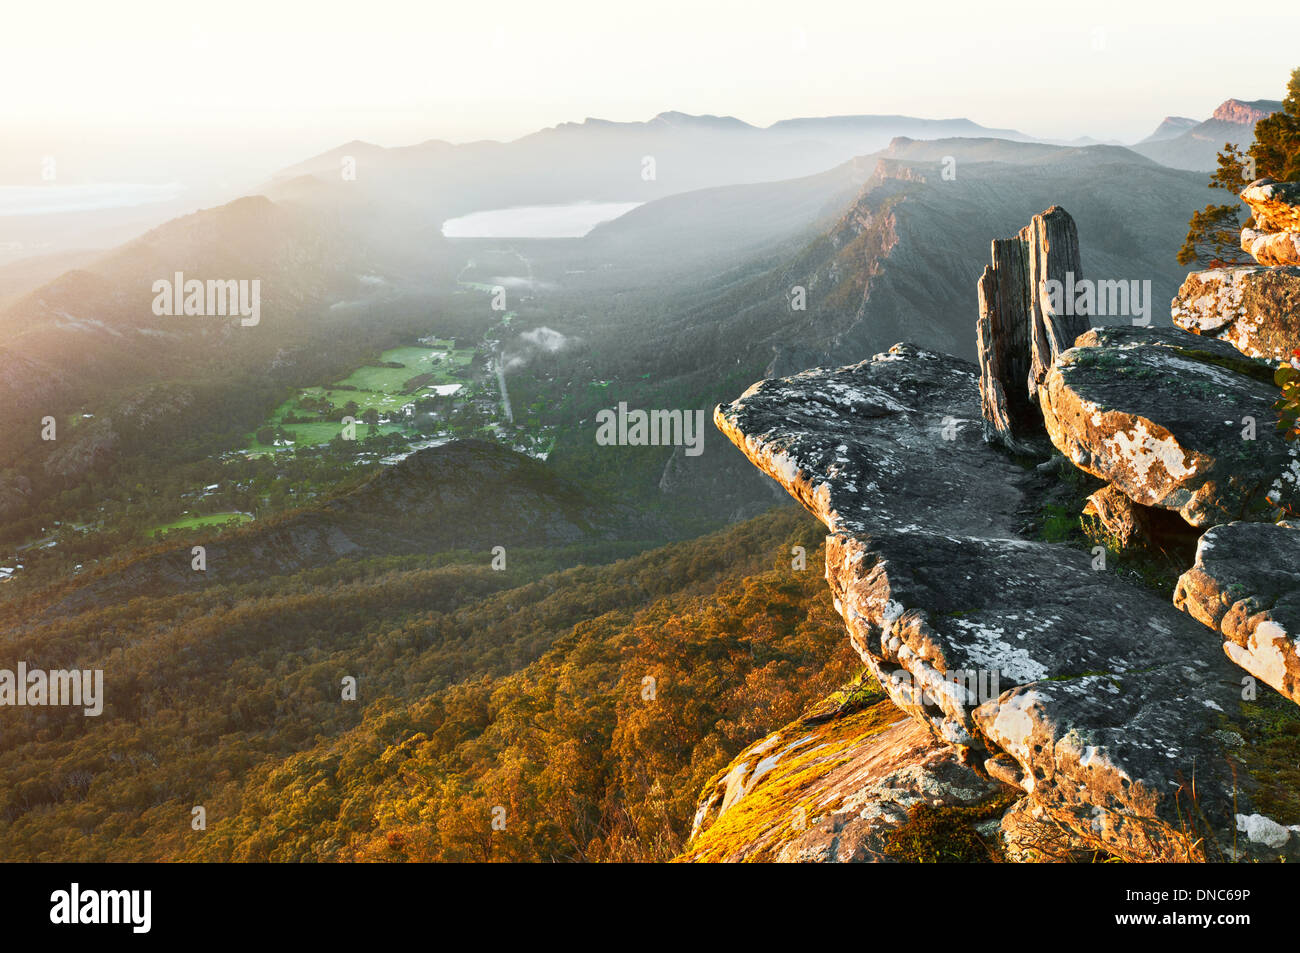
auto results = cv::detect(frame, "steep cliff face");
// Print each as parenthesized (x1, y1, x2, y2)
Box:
(1213, 99, 1285, 125)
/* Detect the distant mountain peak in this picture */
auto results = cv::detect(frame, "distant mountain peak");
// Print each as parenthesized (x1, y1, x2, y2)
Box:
(1139, 116, 1198, 144)
(1212, 98, 1283, 125)
(649, 110, 755, 130)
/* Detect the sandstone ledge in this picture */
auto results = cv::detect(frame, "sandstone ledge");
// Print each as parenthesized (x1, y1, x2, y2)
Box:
(1241, 227, 1300, 266)
(1242, 179, 1300, 234)
(714, 343, 1267, 860)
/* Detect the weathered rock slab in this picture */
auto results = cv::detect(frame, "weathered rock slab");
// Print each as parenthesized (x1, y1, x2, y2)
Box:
(1171, 266, 1300, 361)
(1176, 520, 1300, 706)
(715, 343, 1261, 859)
(1038, 325, 1298, 526)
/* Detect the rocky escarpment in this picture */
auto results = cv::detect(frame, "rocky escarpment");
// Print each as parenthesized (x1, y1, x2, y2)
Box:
(697, 198, 1300, 863)
(711, 343, 1275, 861)
(1213, 99, 1283, 126)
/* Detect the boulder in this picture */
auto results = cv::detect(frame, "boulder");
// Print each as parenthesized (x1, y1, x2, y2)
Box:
(1175, 520, 1300, 706)
(715, 343, 1274, 860)
(1241, 179, 1300, 234)
(1241, 227, 1300, 266)
(1000, 797, 1100, 863)
(1171, 265, 1300, 361)
(1037, 325, 1298, 527)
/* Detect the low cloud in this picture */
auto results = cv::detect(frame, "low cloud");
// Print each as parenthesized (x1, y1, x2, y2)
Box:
(504, 326, 575, 371)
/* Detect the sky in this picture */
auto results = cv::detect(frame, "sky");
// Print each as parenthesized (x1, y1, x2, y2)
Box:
(2, 0, 1298, 188)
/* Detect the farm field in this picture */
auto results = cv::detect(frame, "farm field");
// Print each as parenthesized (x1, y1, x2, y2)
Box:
(151, 511, 253, 536)
(243, 339, 477, 454)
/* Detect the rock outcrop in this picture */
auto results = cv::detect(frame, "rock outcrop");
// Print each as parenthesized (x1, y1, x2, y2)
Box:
(714, 343, 1266, 860)
(1037, 325, 1297, 526)
(977, 237, 1037, 450)
(976, 206, 1087, 452)
(1213, 99, 1283, 126)
(1175, 521, 1300, 706)
(1241, 178, 1300, 234)
(1171, 265, 1300, 360)
(1174, 180, 1300, 355)
(701, 193, 1300, 862)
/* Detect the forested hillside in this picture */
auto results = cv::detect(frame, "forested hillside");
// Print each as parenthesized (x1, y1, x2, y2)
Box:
(0, 505, 857, 861)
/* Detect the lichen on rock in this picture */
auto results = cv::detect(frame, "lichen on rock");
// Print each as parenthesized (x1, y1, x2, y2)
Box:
(680, 675, 1011, 862)
(1171, 265, 1300, 361)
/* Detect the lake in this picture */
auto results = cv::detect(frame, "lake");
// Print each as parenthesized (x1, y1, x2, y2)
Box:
(441, 201, 642, 238)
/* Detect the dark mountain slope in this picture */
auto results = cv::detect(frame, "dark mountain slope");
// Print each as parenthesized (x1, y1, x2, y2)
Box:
(1139, 116, 1198, 143)
(592, 138, 1207, 380)
(583, 156, 874, 268)
(29, 440, 657, 619)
